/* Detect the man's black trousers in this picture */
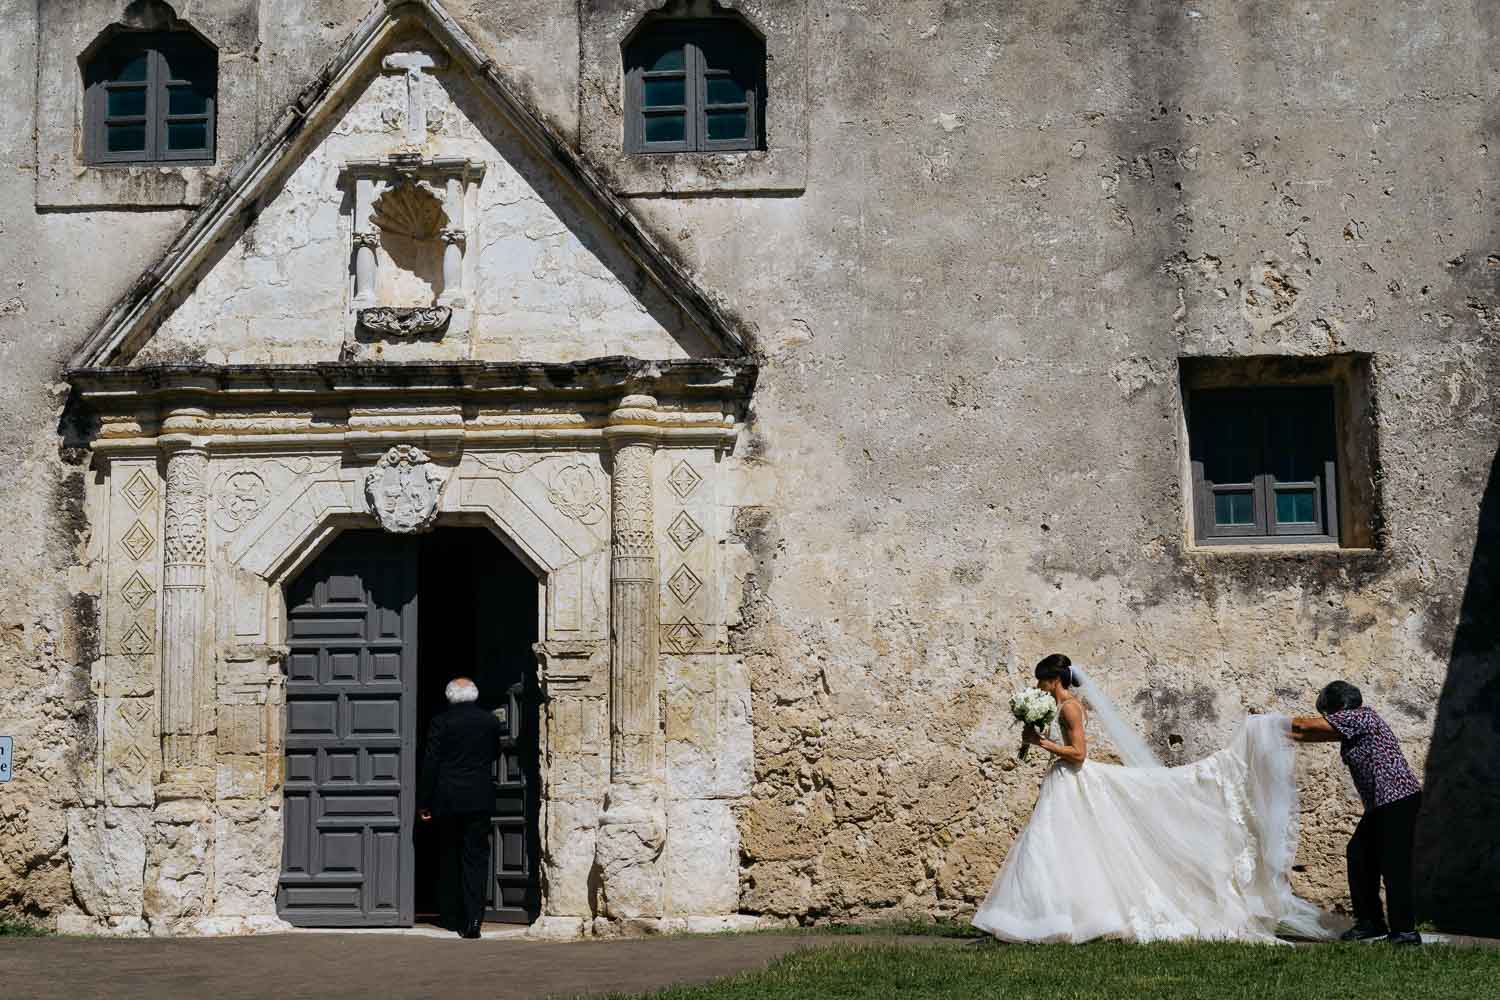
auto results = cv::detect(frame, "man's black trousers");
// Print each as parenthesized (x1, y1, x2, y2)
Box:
(1347, 791, 1420, 934)
(437, 812, 490, 932)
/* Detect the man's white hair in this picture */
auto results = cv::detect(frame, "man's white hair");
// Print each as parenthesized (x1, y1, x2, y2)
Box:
(445, 677, 479, 704)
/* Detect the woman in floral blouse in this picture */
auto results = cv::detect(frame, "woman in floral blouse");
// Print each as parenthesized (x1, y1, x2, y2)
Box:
(1292, 680, 1423, 946)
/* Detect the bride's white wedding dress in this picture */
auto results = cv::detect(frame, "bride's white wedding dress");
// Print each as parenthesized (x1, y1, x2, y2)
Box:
(972, 669, 1333, 944)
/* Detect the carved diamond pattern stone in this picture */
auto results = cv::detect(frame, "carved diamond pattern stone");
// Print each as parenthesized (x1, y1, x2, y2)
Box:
(121, 571, 155, 609)
(667, 511, 703, 552)
(122, 469, 157, 511)
(118, 745, 149, 777)
(120, 624, 152, 660)
(667, 460, 703, 500)
(662, 618, 703, 656)
(118, 699, 150, 730)
(667, 564, 703, 604)
(120, 521, 155, 561)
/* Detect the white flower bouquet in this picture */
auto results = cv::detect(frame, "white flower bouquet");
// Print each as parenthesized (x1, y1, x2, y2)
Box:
(1011, 689, 1058, 759)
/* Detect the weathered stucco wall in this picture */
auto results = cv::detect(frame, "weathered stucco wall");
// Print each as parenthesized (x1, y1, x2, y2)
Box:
(670, 1, 1500, 929)
(1, 0, 1497, 934)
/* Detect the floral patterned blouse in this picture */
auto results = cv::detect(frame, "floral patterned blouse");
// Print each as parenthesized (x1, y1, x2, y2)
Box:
(1326, 708, 1422, 811)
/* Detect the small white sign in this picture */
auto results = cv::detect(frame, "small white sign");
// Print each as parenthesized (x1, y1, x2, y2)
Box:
(0, 736, 11, 783)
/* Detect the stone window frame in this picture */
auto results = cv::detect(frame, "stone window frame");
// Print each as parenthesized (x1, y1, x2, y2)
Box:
(1179, 355, 1382, 551)
(83, 29, 217, 167)
(580, 0, 808, 197)
(623, 17, 765, 155)
(36, 3, 253, 209)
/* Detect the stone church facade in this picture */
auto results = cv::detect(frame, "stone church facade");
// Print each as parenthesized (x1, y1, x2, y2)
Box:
(2, 0, 1497, 937)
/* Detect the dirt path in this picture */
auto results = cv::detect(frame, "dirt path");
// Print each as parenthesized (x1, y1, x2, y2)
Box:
(0, 931, 877, 1000)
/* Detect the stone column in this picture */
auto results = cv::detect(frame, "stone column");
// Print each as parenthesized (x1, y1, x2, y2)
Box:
(438, 229, 464, 306)
(438, 173, 465, 307)
(158, 418, 212, 798)
(595, 394, 666, 921)
(352, 231, 379, 305)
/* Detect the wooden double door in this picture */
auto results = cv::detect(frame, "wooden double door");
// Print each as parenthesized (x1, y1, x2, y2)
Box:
(277, 529, 540, 927)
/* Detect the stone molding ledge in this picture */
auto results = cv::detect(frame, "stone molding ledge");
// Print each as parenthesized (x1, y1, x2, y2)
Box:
(66, 359, 757, 457)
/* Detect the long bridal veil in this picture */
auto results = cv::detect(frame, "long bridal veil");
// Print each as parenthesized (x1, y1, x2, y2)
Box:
(971, 665, 1335, 943)
(1070, 665, 1162, 769)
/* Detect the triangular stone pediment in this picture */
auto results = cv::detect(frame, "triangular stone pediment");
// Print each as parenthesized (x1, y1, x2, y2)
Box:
(72, 0, 745, 370)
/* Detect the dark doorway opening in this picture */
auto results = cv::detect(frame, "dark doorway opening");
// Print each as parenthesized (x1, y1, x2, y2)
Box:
(414, 527, 542, 925)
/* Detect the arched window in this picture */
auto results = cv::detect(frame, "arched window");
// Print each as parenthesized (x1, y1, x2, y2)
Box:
(84, 30, 216, 165)
(624, 18, 765, 154)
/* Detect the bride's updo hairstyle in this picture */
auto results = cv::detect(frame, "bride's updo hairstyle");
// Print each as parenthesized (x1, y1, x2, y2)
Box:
(1034, 653, 1079, 688)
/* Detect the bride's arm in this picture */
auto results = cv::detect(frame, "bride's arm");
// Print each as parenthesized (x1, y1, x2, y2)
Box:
(1029, 700, 1087, 764)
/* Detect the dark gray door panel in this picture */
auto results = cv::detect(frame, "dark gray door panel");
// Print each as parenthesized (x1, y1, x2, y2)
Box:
(278, 533, 417, 928)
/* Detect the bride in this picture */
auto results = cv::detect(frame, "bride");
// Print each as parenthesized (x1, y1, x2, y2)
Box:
(971, 653, 1334, 944)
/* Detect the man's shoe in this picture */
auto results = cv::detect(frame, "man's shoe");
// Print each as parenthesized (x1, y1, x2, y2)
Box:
(1387, 931, 1422, 946)
(1340, 923, 1388, 942)
(461, 921, 482, 939)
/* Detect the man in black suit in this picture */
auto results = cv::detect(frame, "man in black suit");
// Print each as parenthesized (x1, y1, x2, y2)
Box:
(418, 676, 502, 939)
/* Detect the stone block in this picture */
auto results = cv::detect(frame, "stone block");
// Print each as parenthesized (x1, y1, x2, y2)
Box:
(193, 914, 293, 936)
(541, 797, 599, 917)
(56, 914, 103, 935)
(683, 914, 761, 934)
(144, 801, 213, 929)
(664, 799, 739, 916)
(526, 915, 585, 940)
(664, 656, 752, 799)
(66, 807, 149, 918)
(217, 701, 267, 756)
(100, 653, 157, 699)
(103, 697, 158, 808)
(213, 803, 281, 916)
(215, 756, 266, 801)
(596, 786, 665, 919)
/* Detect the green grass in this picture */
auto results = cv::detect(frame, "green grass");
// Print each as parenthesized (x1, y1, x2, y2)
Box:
(0, 915, 51, 937)
(794, 918, 986, 939)
(597, 940, 1500, 1000)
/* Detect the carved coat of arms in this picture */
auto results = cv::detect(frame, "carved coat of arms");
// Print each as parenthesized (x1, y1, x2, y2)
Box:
(364, 445, 446, 533)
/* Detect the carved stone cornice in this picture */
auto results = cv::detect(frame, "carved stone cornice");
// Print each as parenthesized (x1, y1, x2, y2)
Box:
(66, 360, 756, 456)
(68, 359, 756, 403)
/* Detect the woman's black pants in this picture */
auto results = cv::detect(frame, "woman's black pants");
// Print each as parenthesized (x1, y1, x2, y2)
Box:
(1347, 791, 1420, 933)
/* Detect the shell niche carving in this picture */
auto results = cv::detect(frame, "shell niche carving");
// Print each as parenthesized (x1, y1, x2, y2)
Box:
(370, 182, 447, 241)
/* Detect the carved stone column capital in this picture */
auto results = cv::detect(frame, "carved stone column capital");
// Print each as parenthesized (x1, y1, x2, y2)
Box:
(352, 230, 382, 250)
(603, 394, 664, 450)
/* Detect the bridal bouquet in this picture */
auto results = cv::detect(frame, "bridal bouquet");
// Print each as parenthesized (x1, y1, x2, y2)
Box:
(1011, 689, 1058, 759)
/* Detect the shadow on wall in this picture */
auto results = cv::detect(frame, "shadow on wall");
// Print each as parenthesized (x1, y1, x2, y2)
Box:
(1419, 434, 1500, 934)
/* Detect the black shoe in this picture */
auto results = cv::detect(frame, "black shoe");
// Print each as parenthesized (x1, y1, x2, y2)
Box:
(1340, 923, 1388, 942)
(461, 921, 482, 939)
(1387, 931, 1422, 946)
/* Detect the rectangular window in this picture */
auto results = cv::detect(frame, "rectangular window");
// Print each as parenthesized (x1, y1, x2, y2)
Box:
(1188, 386, 1340, 545)
(625, 20, 764, 154)
(85, 32, 216, 166)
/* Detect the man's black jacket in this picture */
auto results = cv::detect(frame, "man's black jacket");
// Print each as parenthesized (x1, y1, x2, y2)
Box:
(418, 702, 502, 816)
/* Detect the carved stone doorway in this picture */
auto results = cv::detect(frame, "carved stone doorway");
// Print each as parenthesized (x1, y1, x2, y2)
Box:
(278, 527, 541, 929)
